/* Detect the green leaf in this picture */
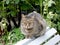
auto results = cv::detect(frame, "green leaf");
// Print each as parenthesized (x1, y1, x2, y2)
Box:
(21, 2, 32, 10)
(10, 11, 16, 16)
(57, 22, 60, 30)
(6, 0, 10, 4)
(48, 0, 55, 7)
(55, 0, 60, 12)
(14, 0, 19, 4)
(35, 0, 39, 5)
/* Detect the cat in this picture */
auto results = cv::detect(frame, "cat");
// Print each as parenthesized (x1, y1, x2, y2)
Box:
(21, 11, 47, 39)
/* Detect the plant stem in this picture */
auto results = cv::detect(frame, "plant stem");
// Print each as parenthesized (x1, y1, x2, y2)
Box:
(39, 0, 43, 15)
(2, 0, 5, 18)
(2, 0, 4, 12)
(46, 0, 49, 15)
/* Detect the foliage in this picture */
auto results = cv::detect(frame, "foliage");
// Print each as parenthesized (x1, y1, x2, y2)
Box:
(0, 0, 19, 18)
(0, 28, 24, 45)
(43, 0, 60, 34)
(0, 18, 8, 36)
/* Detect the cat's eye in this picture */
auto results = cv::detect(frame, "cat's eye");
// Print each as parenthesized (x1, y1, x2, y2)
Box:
(24, 23, 27, 25)
(23, 22, 27, 25)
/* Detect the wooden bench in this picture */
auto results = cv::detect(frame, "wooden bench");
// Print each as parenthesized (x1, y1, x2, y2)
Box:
(15, 27, 60, 45)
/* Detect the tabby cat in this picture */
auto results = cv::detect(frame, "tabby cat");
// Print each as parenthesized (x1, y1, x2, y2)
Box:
(21, 11, 47, 39)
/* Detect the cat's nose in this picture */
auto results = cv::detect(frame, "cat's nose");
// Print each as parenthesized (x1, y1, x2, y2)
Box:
(25, 26, 28, 29)
(26, 24, 29, 28)
(27, 27, 30, 29)
(25, 25, 28, 28)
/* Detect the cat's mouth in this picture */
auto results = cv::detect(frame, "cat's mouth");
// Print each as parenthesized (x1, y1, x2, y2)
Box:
(27, 28, 33, 30)
(25, 28, 33, 33)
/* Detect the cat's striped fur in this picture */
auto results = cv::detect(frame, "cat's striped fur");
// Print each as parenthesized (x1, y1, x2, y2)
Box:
(21, 11, 47, 39)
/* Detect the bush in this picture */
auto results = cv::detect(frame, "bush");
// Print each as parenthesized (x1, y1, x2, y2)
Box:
(0, 28, 24, 45)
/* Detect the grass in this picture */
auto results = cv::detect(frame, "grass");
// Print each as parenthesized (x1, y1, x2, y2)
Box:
(0, 27, 25, 45)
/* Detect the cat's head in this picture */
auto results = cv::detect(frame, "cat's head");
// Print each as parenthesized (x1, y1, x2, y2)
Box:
(21, 14, 35, 31)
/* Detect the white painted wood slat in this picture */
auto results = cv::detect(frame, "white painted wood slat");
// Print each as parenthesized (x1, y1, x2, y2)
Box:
(44, 34, 60, 45)
(58, 43, 60, 45)
(28, 28, 57, 45)
(15, 27, 50, 45)
(15, 39, 33, 45)
(46, 27, 50, 31)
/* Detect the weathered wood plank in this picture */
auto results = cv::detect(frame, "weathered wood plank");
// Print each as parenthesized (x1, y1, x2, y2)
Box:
(28, 28, 57, 45)
(44, 34, 60, 45)
(15, 39, 33, 45)
(58, 43, 60, 45)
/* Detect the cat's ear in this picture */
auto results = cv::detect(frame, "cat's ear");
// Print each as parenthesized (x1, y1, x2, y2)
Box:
(33, 11, 37, 13)
(22, 14, 26, 18)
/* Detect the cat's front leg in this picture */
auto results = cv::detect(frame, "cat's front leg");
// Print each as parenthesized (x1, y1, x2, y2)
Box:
(25, 35, 34, 39)
(25, 35, 29, 39)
